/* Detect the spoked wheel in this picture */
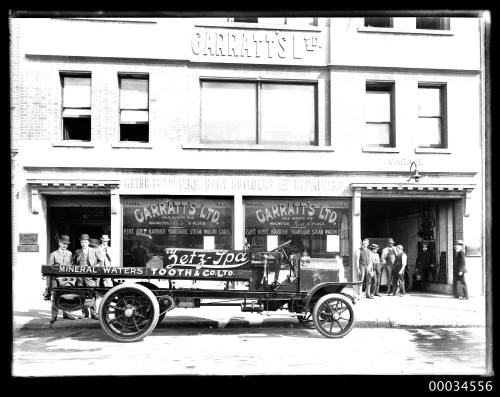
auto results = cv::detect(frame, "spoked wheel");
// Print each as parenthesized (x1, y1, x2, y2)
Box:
(99, 283, 159, 343)
(312, 293, 355, 338)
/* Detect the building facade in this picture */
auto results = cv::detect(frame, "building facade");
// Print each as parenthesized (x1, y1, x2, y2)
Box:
(10, 16, 487, 308)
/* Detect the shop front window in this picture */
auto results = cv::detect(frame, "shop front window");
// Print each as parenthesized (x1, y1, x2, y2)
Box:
(122, 197, 233, 267)
(244, 198, 350, 259)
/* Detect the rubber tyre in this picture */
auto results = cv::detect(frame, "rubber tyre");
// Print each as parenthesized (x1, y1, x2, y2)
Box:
(99, 283, 159, 343)
(312, 293, 355, 338)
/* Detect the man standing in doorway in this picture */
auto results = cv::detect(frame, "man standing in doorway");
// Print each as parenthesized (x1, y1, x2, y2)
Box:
(454, 240, 469, 299)
(381, 238, 397, 295)
(392, 244, 407, 297)
(73, 234, 104, 319)
(417, 242, 435, 283)
(354, 238, 371, 299)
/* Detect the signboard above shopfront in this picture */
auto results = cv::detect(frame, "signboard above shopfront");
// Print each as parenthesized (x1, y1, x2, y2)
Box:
(191, 25, 325, 65)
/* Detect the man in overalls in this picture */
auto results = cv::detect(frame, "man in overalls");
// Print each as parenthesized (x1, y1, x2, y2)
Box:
(381, 238, 397, 295)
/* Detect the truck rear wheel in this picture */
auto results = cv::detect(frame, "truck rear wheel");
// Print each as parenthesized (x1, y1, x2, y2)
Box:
(99, 283, 159, 343)
(312, 293, 355, 338)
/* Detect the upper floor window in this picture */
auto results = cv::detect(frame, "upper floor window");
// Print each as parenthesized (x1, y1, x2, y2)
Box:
(364, 17, 393, 28)
(201, 80, 317, 146)
(417, 84, 447, 148)
(365, 82, 395, 147)
(232, 17, 258, 23)
(62, 75, 91, 141)
(416, 17, 450, 30)
(229, 17, 317, 26)
(119, 76, 149, 142)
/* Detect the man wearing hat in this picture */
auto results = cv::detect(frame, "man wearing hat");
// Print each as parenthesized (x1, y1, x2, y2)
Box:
(453, 240, 469, 299)
(98, 234, 113, 288)
(354, 238, 371, 298)
(44, 235, 76, 324)
(417, 242, 435, 283)
(72, 234, 104, 319)
(381, 238, 397, 295)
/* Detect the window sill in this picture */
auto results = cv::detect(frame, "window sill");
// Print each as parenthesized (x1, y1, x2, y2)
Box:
(182, 143, 334, 152)
(362, 146, 399, 153)
(52, 141, 94, 148)
(357, 26, 454, 36)
(111, 142, 153, 149)
(415, 147, 451, 154)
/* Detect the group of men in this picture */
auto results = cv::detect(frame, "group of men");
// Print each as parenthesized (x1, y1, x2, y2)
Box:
(43, 233, 112, 324)
(355, 237, 407, 299)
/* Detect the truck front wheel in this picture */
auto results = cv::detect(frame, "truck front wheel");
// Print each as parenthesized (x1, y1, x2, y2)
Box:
(99, 283, 159, 343)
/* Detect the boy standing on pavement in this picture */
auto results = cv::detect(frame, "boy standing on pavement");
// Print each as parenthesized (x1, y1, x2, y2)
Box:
(369, 243, 382, 297)
(381, 238, 397, 295)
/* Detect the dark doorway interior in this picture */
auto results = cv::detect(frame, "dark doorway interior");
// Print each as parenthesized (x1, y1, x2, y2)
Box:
(361, 198, 441, 292)
(48, 197, 110, 253)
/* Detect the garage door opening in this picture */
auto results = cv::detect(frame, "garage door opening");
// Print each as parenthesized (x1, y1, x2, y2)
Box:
(361, 198, 453, 293)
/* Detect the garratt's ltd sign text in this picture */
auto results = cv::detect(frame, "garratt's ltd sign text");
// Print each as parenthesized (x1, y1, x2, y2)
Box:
(191, 27, 322, 61)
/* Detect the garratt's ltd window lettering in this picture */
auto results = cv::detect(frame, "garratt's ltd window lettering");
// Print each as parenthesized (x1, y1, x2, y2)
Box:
(244, 198, 350, 258)
(122, 197, 233, 267)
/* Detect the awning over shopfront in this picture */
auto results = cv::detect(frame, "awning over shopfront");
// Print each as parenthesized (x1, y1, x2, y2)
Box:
(350, 183, 476, 216)
(26, 179, 120, 214)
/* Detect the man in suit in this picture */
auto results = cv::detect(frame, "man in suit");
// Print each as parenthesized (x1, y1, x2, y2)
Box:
(44, 235, 77, 324)
(98, 234, 113, 287)
(353, 238, 371, 299)
(73, 234, 103, 319)
(454, 240, 469, 299)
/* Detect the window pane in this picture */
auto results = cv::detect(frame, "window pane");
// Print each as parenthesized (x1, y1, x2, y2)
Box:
(258, 17, 286, 24)
(62, 108, 91, 117)
(120, 78, 148, 109)
(63, 77, 91, 108)
(286, 17, 316, 26)
(366, 90, 391, 122)
(233, 17, 258, 23)
(63, 117, 91, 141)
(120, 110, 149, 123)
(201, 82, 257, 143)
(418, 118, 442, 146)
(364, 17, 392, 28)
(365, 123, 391, 146)
(416, 17, 449, 30)
(260, 84, 315, 145)
(418, 87, 441, 117)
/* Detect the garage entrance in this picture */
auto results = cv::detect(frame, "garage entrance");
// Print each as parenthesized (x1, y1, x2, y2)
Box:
(361, 198, 452, 293)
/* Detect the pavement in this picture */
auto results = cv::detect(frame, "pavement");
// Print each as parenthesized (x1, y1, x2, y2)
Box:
(12, 287, 486, 332)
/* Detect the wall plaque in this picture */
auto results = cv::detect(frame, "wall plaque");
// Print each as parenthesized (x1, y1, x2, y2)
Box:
(19, 233, 38, 245)
(18, 245, 39, 252)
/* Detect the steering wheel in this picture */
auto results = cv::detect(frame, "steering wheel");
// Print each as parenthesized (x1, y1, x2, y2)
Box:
(271, 240, 292, 252)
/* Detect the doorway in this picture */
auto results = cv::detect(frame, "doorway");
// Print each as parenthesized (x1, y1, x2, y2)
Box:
(361, 198, 449, 293)
(47, 196, 110, 253)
